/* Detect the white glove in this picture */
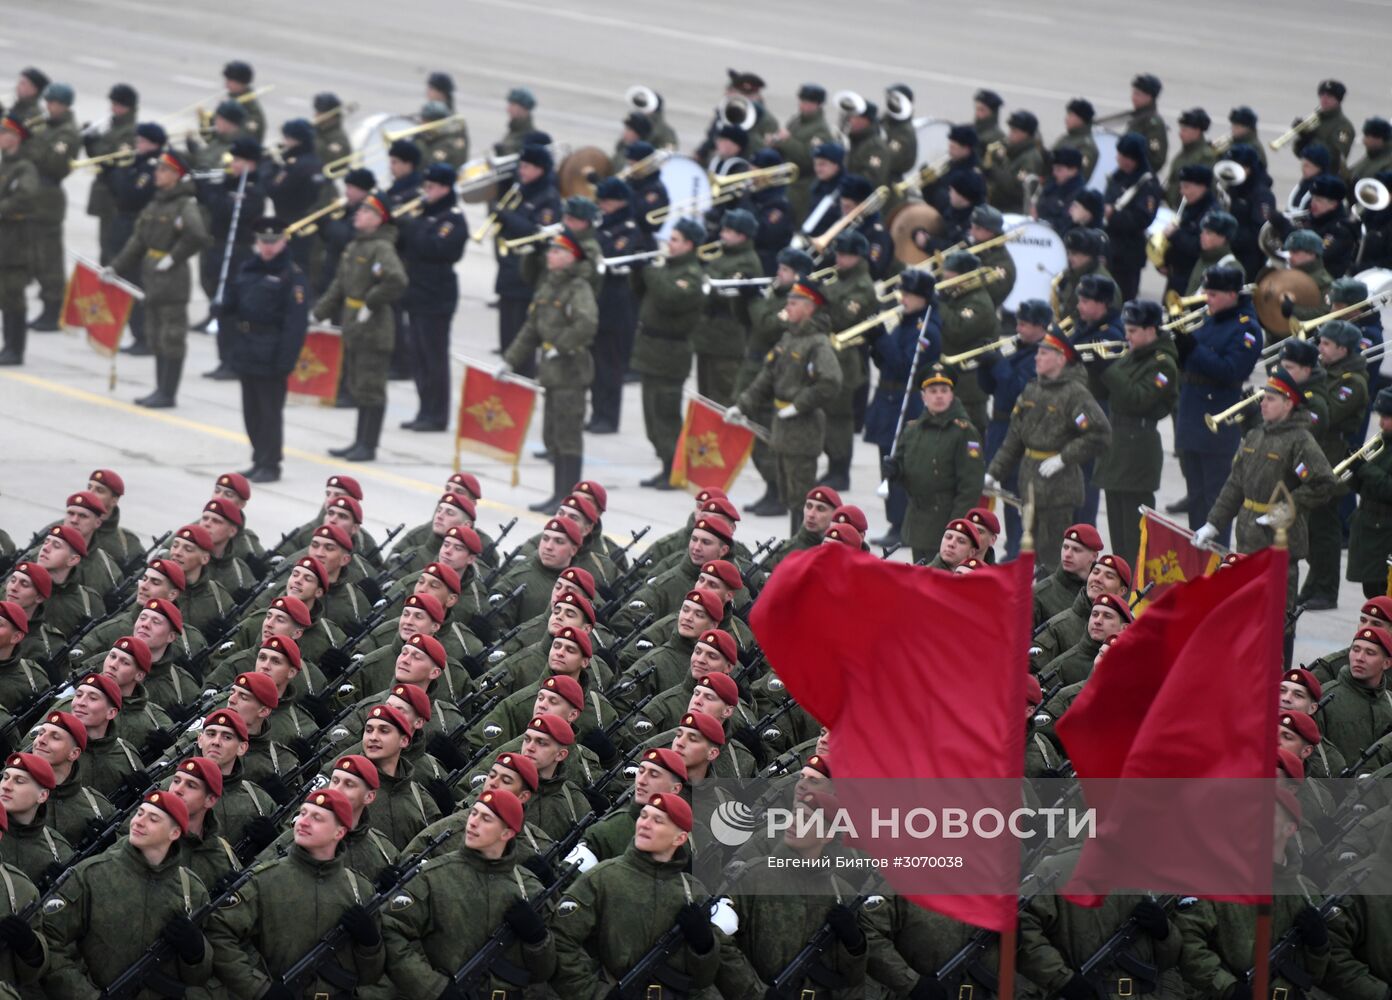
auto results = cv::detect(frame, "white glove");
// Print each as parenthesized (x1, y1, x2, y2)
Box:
(356, 304, 371, 323)
(544, 347, 559, 360)
(1255, 514, 1271, 527)
(496, 361, 512, 377)
(100, 266, 117, 283)
(154, 255, 174, 272)
(711, 896, 740, 936)
(565, 842, 599, 873)
(1038, 455, 1065, 478)
(1193, 523, 1219, 547)
(776, 403, 798, 420)
(983, 473, 1000, 492)
(724, 404, 742, 423)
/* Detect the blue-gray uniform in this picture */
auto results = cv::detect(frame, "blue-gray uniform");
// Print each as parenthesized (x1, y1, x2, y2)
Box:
(980, 329, 1041, 558)
(1175, 285, 1263, 539)
(865, 301, 939, 535)
(1102, 154, 1164, 302)
(802, 169, 843, 238)
(857, 212, 895, 281)
(592, 199, 653, 430)
(399, 182, 467, 429)
(1035, 174, 1086, 236)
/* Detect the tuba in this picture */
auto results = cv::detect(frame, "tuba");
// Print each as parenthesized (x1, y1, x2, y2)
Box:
(833, 90, 868, 121)
(626, 85, 661, 116)
(884, 88, 914, 122)
(716, 94, 756, 132)
(1355, 178, 1391, 216)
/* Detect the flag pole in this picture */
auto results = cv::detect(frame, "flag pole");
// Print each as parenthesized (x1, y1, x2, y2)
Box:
(998, 916, 1018, 1000)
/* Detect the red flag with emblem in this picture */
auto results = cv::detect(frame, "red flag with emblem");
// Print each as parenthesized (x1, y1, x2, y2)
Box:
(1134, 505, 1222, 608)
(286, 324, 343, 404)
(61, 260, 135, 356)
(670, 396, 756, 493)
(455, 362, 539, 486)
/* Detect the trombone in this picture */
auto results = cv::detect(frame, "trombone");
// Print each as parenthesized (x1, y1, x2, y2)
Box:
(617, 149, 669, 181)
(697, 241, 723, 262)
(285, 197, 348, 238)
(710, 162, 798, 199)
(832, 304, 904, 350)
(806, 185, 890, 256)
(892, 156, 950, 198)
(70, 147, 135, 170)
(1204, 389, 1264, 432)
(311, 101, 358, 128)
(499, 223, 564, 256)
(471, 185, 522, 242)
(391, 196, 424, 220)
(1335, 436, 1385, 481)
(382, 114, 467, 145)
(1271, 112, 1320, 151)
(1074, 340, 1131, 360)
(323, 149, 366, 180)
(942, 334, 1021, 370)
(1288, 290, 1392, 338)
(936, 265, 1007, 297)
(875, 229, 1024, 300)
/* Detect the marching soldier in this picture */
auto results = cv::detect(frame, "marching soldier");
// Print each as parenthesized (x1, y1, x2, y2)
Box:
(496, 87, 538, 157)
(939, 249, 1001, 435)
(588, 176, 651, 435)
(802, 142, 845, 237)
(415, 101, 470, 168)
(311, 92, 351, 166)
(83, 83, 139, 265)
(0, 803, 48, 992)
(1053, 99, 1099, 177)
(985, 332, 1112, 573)
(1281, 230, 1336, 318)
(1104, 132, 1165, 302)
(265, 118, 324, 277)
(1163, 108, 1217, 208)
(882, 83, 919, 180)
(23, 82, 78, 334)
(974, 88, 1006, 149)
(1227, 106, 1267, 167)
(314, 191, 408, 462)
(749, 149, 794, 277)
(221, 60, 265, 138)
(105, 150, 212, 408)
(1314, 624, 1392, 762)
(768, 83, 834, 218)
(0, 114, 38, 366)
(1293, 79, 1355, 177)
(200, 137, 268, 381)
(1127, 72, 1169, 171)
(819, 231, 878, 492)
(1184, 210, 1241, 293)
(1349, 116, 1392, 182)
(985, 110, 1046, 214)
(982, 300, 1050, 558)
(1035, 147, 1087, 235)
(968, 206, 1016, 308)
(1346, 388, 1392, 599)
(845, 100, 890, 188)
(1160, 164, 1216, 296)
(108, 122, 164, 357)
(8, 67, 47, 123)
(695, 207, 762, 406)
(494, 143, 560, 372)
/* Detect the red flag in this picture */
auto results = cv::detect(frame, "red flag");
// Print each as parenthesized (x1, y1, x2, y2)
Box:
(455, 363, 539, 486)
(1134, 506, 1222, 608)
(286, 325, 344, 404)
(61, 260, 134, 356)
(670, 397, 756, 493)
(1055, 547, 1285, 903)
(750, 545, 1032, 932)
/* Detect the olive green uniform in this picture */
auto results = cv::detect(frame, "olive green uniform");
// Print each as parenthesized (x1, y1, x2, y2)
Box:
(312, 223, 407, 407)
(45, 759, 116, 847)
(0, 147, 39, 321)
(693, 242, 762, 405)
(822, 259, 878, 475)
(985, 138, 1047, 214)
(883, 118, 919, 181)
(24, 108, 79, 313)
(1054, 126, 1100, 177)
(495, 114, 535, 158)
(940, 283, 1002, 434)
(771, 111, 835, 218)
(1055, 261, 1122, 324)
(1031, 588, 1091, 671)
(417, 120, 470, 168)
(891, 398, 985, 559)
(1302, 351, 1369, 605)
(1346, 429, 1392, 589)
(988, 370, 1112, 573)
(846, 128, 890, 188)
(1164, 139, 1218, 208)
(631, 250, 704, 470)
(1349, 144, 1392, 184)
(1316, 664, 1392, 763)
(0, 861, 47, 995)
(741, 283, 793, 492)
(85, 111, 138, 261)
(975, 239, 1017, 309)
(1128, 107, 1169, 172)
(0, 811, 70, 884)
(1299, 107, 1356, 177)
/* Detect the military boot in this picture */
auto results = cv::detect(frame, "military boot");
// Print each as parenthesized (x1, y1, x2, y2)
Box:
(817, 459, 850, 493)
(135, 359, 166, 406)
(141, 357, 181, 409)
(0, 311, 27, 365)
(329, 411, 364, 458)
(530, 454, 578, 512)
(343, 406, 383, 462)
(28, 302, 60, 332)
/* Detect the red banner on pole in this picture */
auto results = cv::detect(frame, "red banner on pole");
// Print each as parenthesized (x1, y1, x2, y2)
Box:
(61, 260, 134, 357)
(670, 397, 756, 493)
(1134, 506, 1222, 608)
(286, 325, 344, 404)
(455, 362, 539, 485)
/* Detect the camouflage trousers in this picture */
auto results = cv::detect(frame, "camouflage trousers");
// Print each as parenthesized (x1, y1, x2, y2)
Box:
(345, 345, 390, 407)
(543, 386, 586, 458)
(28, 221, 65, 306)
(824, 413, 855, 464)
(147, 302, 190, 361)
(777, 453, 818, 517)
(1032, 505, 1077, 575)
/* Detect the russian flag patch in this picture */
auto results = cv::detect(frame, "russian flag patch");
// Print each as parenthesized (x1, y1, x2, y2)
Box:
(1337, 385, 1353, 401)
(967, 440, 981, 458)
(1295, 462, 1310, 480)
(1075, 413, 1089, 430)
(1243, 331, 1257, 347)
(1153, 371, 1170, 388)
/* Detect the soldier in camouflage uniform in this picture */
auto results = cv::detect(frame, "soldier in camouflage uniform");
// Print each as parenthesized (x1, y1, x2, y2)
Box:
(939, 249, 1003, 435)
(695, 207, 763, 406)
(22, 82, 78, 332)
(818, 230, 878, 492)
(733, 276, 844, 532)
(987, 333, 1112, 574)
(0, 115, 38, 366)
(1293, 79, 1355, 178)
(0, 810, 48, 996)
(1164, 108, 1218, 208)
(314, 192, 408, 462)
(83, 83, 139, 264)
(1349, 116, 1392, 183)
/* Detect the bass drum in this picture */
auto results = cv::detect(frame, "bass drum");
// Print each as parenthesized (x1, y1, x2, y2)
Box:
(1356, 268, 1392, 377)
(655, 154, 711, 241)
(913, 116, 953, 162)
(1001, 215, 1066, 312)
(348, 113, 416, 186)
(1087, 129, 1119, 193)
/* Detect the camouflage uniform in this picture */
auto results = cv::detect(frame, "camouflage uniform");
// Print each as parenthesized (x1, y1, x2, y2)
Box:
(24, 106, 79, 315)
(631, 250, 705, 471)
(694, 241, 762, 405)
(822, 259, 878, 481)
(312, 222, 408, 406)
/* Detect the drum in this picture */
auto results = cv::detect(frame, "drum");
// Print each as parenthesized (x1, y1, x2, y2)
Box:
(1001, 216, 1066, 313)
(1087, 129, 1120, 194)
(348, 113, 415, 186)
(655, 154, 711, 241)
(913, 117, 953, 163)
(1356, 268, 1392, 377)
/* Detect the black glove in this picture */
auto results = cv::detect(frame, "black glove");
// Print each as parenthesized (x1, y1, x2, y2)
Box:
(160, 913, 205, 964)
(40, 861, 69, 889)
(243, 815, 280, 853)
(0, 914, 43, 965)
(881, 456, 903, 482)
(504, 898, 548, 945)
(1294, 904, 1328, 949)
(141, 726, 176, 757)
(259, 983, 296, 1000)
(356, 576, 383, 603)
(1131, 898, 1169, 939)
(339, 903, 381, 948)
(468, 613, 496, 644)
(211, 870, 242, 896)
(231, 586, 257, 606)
(734, 725, 769, 769)
(426, 778, 456, 817)
(675, 901, 714, 953)
(244, 553, 270, 580)
(1058, 974, 1098, 1000)
(259, 773, 292, 806)
(909, 976, 950, 1000)
(82, 816, 112, 847)
(319, 646, 351, 679)
(825, 903, 865, 951)
(435, 983, 466, 1000)
(287, 736, 315, 762)
(118, 768, 152, 802)
(521, 853, 556, 887)
(103, 589, 125, 613)
(373, 863, 404, 894)
(204, 615, 233, 643)
(425, 731, 468, 770)
(300, 690, 334, 726)
(580, 727, 618, 766)
(1225, 981, 1252, 1000)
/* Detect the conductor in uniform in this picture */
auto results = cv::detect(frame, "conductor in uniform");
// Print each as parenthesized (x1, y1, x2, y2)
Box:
(223, 217, 309, 484)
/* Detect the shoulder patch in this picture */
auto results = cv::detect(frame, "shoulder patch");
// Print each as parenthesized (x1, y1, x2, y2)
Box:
(1153, 371, 1169, 388)
(558, 898, 582, 916)
(389, 893, 414, 911)
(1242, 331, 1257, 347)
(43, 897, 66, 914)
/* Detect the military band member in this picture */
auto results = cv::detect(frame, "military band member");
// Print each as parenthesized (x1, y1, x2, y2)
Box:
(1104, 131, 1165, 302)
(265, 118, 323, 275)
(104, 120, 164, 357)
(1126, 72, 1169, 171)
(1293, 78, 1355, 177)
(1347, 388, 1392, 598)
(8, 66, 47, 123)
(1185, 210, 1241, 293)
(609, 109, 654, 174)
(1349, 115, 1392, 182)
(1035, 146, 1087, 235)
(844, 99, 889, 188)
(1163, 108, 1217, 208)
(986, 109, 1046, 214)
(24, 82, 78, 333)
(749, 148, 794, 276)
(968, 205, 1017, 308)
(1226, 106, 1267, 167)
(695, 207, 762, 405)
(975, 88, 1006, 149)
(1160, 163, 1216, 296)
(1301, 174, 1358, 278)
(83, 83, 139, 265)
(200, 137, 268, 381)
(495, 143, 561, 373)
(496, 87, 538, 157)
(801, 142, 845, 238)
(820, 230, 878, 491)
(311, 91, 351, 165)
(882, 83, 918, 180)
(938, 249, 1001, 435)
(1281, 230, 1336, 321)
(1053, 98, 1099, 178)
(0, 114, 38, 366)
(588, 177, 651, 435)
(415, 100, 470, 168)
(768, 83, 834, 219)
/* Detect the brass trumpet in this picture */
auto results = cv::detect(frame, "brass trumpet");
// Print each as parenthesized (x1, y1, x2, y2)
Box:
(1054, 316, 1076, 336)
(285, 197, 348, 238)
(70, 147, 135, 170)
(499, 223, 564, 256)
(942, 334, 1021, 370)
(382, 114, 467, 146)
(311, 101, 358, 128)
(892, 156, 950, 197)
(1335, 436, 1385, 481)
(1204, 389, 1264, 432)
(391, 196, 424, 220)
(1074, 340, 1131, 360)
(1164, 289, 1208, 318)
(831, 305, 905, 350)
(710, 162, 798, 198)
(1164, 307, 1209, 334)
(1271, 112, 1320, 151)
(935, 266, 1007, 297)
(471, 185, 522, 243)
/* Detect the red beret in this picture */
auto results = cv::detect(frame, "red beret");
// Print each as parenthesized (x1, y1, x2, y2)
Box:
(262, 634, 302, 670)
(143, 790, 189, 834)
(422, 561, 461, 594)
(945, 519, 982, 548)
(684, 588, 724, 623)
(966, 507, 1001, 536)
(1026, 674, 1043, 707)
(334, 754, 379, 789)
(806, 486, 842, 508)
(270, 595, 312, 628)
(5, 752, 56, 790)
(203, 498, 244, 528)
(680, 711, 726, 745)
(215, 472, 251, 500)
(44, 710, 87, 750)
(147, 558, 186, 591)
(67, 491, 107, 517)
(553, 625, 593, 658)
(647, 792, 693, 832)
(1275, 785, 1302, 825)
(544, 516, 583, 547)
(1064, 524, 1104, 551)
(1361, 596, 1392, 623)
(48, 524, 88, 558)
(305, 787, 354, 828)
(0, 600, 29, 635)
(558, 566, 596, 598)
(1220, 553, 1244, 568)
(495, 751, 539, 791)
(326, 474, 363, 500)
(806, 753, 832, 777)
(697, 672, 740, 706)
(368, 703, 412, 738)
(113, 634, 152, 673)
(699, 560, 743, 590)
(142, 597, 184, 633)
(699, 496, 741, 523)
(175, 523, 214, 552)
(554, 589, 596, 624)
(204, 708, 248, 741)
(572, 479, 607, 512)
(327, 495, 363, 523)
(560, 493, 600, 524)
(695, 487, 727, 506)
(1098, 554, 1133, 588)
(1280, 711, 1321, 745)
(313, 523, 354, 552)
(825, 524, 863, 548)
(13, 562, 51, 600)
(692, 515, 734, 545)
(0, 805, 6, 833)
(390, 683, 432, 722)
(643, 747, 688, 781)
(234, 671, 280, 707)
(404, 592, 445, 624)
(1276, 747, 1305, 781)
(79, 672, 122, 709)
(438, 492, 476, 519)
(447, 471, 482, 500)
(1282, 668, 1322, 701)
(542, 673, 585, 710)
(528, 713, 575, 745)
(405, 633, 447, 669)
(178, 756, 224, 797)
(479, 788, 525, 833)
(293, 557, 329, 590)
(89, 468, 126, 496)
(831, 505, 868, 532)
(1093, 593, 1134, 624)
(443, 524, 483, 554)
(1354, 625, 1392, 657)
(697, 628, 738, 664)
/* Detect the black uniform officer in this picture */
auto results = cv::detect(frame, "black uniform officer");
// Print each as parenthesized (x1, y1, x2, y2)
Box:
(383, 138, 424, 381)
(496, 143, 562, 375)
(223, 217, 309, 483)
(108, 122, 164, 356)
(199, 136, 267, 380)
(399, 161, 467, 432)
(838, 174, 895, 279)
(265, 118, 324, 277)
(980, 298, 1048, 558)
(1220, 143, 1277, 278)
(1161, 163, 1216, 296)
(749, 148, 794, 276)
(624, 141, 668, 237)
(1103, 131, 1164, 302)
(1035, 146, 1087, 234)
(590, 175, 653, 434)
